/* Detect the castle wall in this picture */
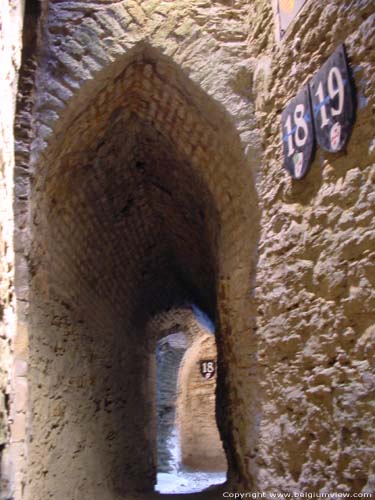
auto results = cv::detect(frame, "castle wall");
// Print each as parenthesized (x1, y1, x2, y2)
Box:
(0, 0, 373, 498)
(248, 0, 375, 492)
(177, 332, 227, 472)
(23, 2, 259, 497)
(0, 2, 25, 498)
(156, 333, 187, 473)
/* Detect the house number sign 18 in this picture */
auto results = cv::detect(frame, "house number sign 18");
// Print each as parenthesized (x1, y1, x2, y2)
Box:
(282, 85, 315, 179)
(200, 360, 215, 380)
(282, 44, 355, 179)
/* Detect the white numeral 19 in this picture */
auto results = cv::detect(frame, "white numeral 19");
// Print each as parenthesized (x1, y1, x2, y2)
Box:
(315, 66, 344, 128)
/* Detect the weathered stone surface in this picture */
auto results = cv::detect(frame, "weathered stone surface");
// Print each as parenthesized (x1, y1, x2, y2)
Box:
(156, 332, 187, 472)
(26, 37, 257, 495)
(0, 0, 373, 498)
(249, 0, 375, 493)
(0, 1, 25, 498)
(177, 332, 226, 472)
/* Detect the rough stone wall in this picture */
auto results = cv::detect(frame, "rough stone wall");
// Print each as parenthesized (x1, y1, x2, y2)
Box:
(4, 0, 374, 498)
(0, 1, 25, 498)
(28, 296, 156, 500)
(177, 331, 227, 472)
(153, 309, 223, 474)
(25, 2, 260, 498)
(156, 332, 187, 472)
(247, 0, 375, 493)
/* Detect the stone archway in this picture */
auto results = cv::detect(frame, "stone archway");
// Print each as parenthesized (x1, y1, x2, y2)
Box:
(26, 38, 259, 498)
(177, 329, 226, 473)
(148, 306, 226, 478)
(1, 1, 373, 498)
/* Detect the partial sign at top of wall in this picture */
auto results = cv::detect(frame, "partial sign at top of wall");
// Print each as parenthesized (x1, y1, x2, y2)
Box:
(278, 0, 307, 36)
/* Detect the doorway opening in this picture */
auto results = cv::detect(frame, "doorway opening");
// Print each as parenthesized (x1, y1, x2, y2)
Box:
(26, 45, 259, 498)
(153, 306, 227, 494)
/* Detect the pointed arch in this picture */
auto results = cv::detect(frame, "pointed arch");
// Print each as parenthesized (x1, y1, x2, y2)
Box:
(27, 43, 260, 497)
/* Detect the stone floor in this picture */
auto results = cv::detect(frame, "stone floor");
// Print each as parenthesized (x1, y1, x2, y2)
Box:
(120, 482, 226, 499)
(156, 470, 227, 495)
(125, 490, 223, 499)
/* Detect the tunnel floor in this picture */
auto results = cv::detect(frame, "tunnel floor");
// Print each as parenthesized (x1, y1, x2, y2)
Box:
(118, 489, 223, 499)
(156, 471, 226, 494)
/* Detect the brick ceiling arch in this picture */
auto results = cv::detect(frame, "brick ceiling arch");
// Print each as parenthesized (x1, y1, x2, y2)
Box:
(32, 44, 258, 328)
(28, 43, 260, 494)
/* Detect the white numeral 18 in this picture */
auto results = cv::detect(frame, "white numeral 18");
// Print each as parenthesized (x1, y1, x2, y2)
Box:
(284, 103, 309, 157)
(202, 362, 214, 373)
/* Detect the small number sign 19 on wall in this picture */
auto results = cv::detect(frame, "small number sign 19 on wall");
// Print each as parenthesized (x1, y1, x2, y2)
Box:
(310, 44, 355, 153)
(282, 85, 315, 179)
(281, 44, 355, 179)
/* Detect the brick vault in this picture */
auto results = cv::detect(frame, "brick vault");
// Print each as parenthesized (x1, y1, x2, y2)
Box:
(26, 44, 259, 499)
(1, 1, 374, 499)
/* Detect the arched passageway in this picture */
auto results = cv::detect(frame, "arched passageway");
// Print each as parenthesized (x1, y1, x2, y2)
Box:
(177, 327, 226, 473)
(152, 307, 227, 494)
(28, 45, 259, 499)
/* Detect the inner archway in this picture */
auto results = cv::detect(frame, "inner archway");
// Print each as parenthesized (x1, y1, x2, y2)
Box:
(28, 45, 259, 499)
(151, 306, 227, 494)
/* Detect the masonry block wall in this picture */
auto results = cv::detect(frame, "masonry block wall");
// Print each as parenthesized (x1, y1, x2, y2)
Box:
(0, 1, 25, 498)
(156, 332, 187, 473)
(248, 0, 375, 492)
(0, 0, 373, 499)
(177, 331, 227, 472)
(23, 2, 259, 497)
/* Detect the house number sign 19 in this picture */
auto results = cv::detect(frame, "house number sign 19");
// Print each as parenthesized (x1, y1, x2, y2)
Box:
(310, 44, 355, 153)
(281, 44, 355, 178)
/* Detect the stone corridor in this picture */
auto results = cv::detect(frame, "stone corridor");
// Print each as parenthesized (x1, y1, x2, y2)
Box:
(1, 1, 375, 499)
(25, 42, 256, 498)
